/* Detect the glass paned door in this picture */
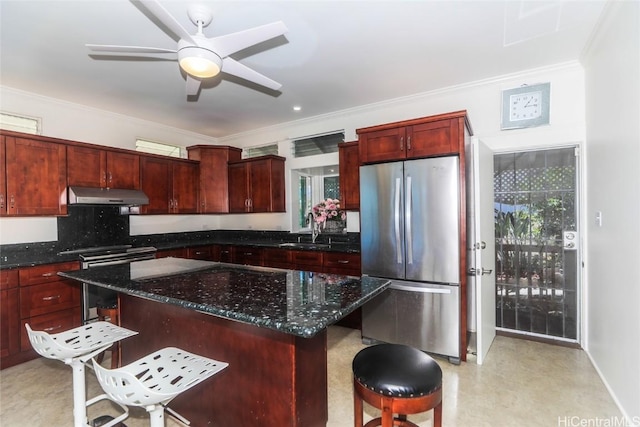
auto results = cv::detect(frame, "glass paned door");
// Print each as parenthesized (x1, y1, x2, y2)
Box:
(494, 147, 579, 341)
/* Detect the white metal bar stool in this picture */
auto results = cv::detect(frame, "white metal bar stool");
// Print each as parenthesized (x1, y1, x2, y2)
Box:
(25, 321, 138, 427)
(92, 347, 228, 427)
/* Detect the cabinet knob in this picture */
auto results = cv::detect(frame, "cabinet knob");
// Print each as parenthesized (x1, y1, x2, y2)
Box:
(0, 194, 4, 209)
(407, 136, 412, 150)
(42, 294, 61, 301)
(400, 136, 404, 151)
(9, 195, 15, 209)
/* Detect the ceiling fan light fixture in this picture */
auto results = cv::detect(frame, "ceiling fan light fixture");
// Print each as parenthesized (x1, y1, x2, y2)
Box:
(178, 46, 222, 79)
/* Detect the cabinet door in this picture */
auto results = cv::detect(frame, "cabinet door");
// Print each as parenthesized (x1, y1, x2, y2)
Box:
(141, 156, 172, 214)
(67, 145, 107, 187)
(0, 270, 19, 359)
(5, 137, 67, 216)
(107, 151, 140, 189)
(406, 119, 458, 158)
(248, 159, 272, 213)
(263, 248, 292, 269)
(228, 162, 250, 213)
(358, 127, 406, 164)
(187, 146, 242, 213)
(233, 247, 263, 266)
(0, 137, 6, 216)
(172, 161, 198, 214)
(339, 141, 360, 210)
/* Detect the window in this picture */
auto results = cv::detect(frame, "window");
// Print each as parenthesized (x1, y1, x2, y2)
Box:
(243, 143, 278, 158)
(291, 132, 344, 158)
(0, 112, 40, 134)
(135, 139, 183, 158)
(292, 166, 340, 230)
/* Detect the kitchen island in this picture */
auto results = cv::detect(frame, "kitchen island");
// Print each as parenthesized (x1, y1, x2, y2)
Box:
(59, 257, 389, 426)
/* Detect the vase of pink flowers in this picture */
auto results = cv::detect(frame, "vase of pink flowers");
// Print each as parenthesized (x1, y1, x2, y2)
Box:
(311, 198, 346, 233)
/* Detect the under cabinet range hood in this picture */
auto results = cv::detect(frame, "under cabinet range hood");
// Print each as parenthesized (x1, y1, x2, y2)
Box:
(68, 186, 149, 206)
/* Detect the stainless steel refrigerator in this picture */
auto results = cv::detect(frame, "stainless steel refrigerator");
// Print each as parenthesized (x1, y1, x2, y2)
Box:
(360, 156, 461, 363)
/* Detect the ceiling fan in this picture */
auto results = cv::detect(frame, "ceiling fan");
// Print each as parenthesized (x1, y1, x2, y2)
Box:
(87, 0, 288, 96)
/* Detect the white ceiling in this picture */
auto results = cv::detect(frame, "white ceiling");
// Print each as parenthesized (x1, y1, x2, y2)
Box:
(0, 0, 607, 139)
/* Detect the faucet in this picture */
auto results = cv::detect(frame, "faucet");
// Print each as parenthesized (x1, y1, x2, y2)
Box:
(307, 212, 319, 243)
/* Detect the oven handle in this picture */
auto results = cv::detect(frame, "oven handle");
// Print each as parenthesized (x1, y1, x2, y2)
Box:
(389, 283, 452, 294)
(85, 255, 155, 268)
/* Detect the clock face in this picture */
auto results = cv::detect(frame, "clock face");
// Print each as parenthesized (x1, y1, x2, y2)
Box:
(510, 91, 542, 121)
(501, 83, 550, 130)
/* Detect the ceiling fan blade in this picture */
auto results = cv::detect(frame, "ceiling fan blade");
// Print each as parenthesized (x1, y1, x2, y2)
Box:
(186, 75, 201, 96)
(136, 0, 196, 44)
(210, 21, 288, 58)
(222, 57, 282, 91)
(87, 44, 177, 55)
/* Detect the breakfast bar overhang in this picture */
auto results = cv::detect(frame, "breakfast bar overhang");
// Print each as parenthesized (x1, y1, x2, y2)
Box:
(59, 258, 390, 426)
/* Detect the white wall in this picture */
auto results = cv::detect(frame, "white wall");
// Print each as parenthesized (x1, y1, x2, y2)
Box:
(582, 1, 640, 420)
(1, 63, 587, 244)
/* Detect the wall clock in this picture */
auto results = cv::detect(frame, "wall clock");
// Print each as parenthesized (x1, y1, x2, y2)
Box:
(501, 83, 550, 130)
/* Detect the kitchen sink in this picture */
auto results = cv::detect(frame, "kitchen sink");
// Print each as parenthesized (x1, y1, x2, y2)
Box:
(278, 242, 332, 250)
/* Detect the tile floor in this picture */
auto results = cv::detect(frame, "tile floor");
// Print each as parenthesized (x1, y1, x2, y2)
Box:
(0, 326, 621, 427)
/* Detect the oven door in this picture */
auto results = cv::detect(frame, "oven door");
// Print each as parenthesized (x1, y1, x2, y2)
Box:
(82, 253, 155, 323)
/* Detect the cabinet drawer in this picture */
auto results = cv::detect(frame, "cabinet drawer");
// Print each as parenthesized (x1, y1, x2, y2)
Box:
(20, 281, 81, 318)
(291, 250, 323, 270)
(18, 261, 79, 286)
(20, 308, 81, 352)
(187, 246, 213, 260)
(0, 270, 19, 290)
(323, 252, 361, 275)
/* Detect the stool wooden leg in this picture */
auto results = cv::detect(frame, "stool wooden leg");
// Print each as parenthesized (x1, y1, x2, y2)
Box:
(354, 381, 364, 427)
(433, 400, 442, 427)
(381, 396, 394, 427)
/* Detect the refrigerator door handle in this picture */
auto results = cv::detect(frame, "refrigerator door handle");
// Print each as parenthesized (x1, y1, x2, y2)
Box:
(394, 177, 402, 264)
(406, 175, 413, 265)
(390, 283, 452, 294)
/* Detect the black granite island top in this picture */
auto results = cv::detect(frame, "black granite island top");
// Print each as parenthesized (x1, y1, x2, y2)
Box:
(58, 257, 389, 338)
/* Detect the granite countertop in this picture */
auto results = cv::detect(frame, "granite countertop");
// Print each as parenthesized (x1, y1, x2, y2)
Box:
(58, 257, 389, 338)
(0, 231, 360, 269)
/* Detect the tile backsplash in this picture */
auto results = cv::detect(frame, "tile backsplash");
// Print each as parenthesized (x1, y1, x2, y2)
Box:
(57, 206, 130, 250)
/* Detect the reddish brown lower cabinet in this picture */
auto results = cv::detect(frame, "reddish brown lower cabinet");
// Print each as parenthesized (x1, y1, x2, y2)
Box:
(156, 248, 188, 258)
(323, 252, 361, 276)
(262, 248, 292, 269)
(291, 250, 324, 272)
(0, 270, 19, 360)
(1, 261, 81, 369)
(233, 247, 264, 266)
(186, 245, 214, 261)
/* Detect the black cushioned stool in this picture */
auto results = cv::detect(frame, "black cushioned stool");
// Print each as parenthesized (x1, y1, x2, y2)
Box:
(352, 344, 442, 427)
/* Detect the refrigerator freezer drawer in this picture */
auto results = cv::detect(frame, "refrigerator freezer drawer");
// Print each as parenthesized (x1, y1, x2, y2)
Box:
(362, 281, 460, 360)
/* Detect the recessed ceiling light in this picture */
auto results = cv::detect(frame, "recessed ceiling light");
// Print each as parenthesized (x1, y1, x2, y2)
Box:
(293, 105, 302, 112)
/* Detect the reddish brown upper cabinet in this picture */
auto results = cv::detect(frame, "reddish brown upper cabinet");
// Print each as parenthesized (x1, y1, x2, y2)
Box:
(140, 156, 199, 214)
(0, 136, 6, 216)
(3, 135, 67, 216)
(228, 155, 286, 213)
(339, 141, 360, 211)
(187, 145, 242, 213)
(67, 145, 140, 190)
(357, 111, 472, 164)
